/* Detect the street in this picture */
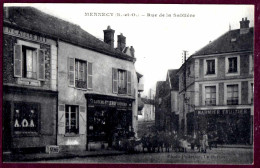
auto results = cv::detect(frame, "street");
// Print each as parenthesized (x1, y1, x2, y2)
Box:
(39, 147, 253, 164)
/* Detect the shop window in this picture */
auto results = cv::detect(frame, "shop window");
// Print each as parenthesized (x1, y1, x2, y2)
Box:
(68, 58, 92, 89)
(112, 68, 131, 95)
(206, 60, 215, 75)
(227, 84, 239, 105)
(13, 102, 40, 135)
(14, 43, 45, 80)
(65, 105, 79, 134)
(205, 86, 216, 106)
(228, 57, 237, 73)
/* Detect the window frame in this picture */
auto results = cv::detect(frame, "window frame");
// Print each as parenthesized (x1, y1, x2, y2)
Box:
(204, 58, 217, 77)
(225, 55, 240, 76)
(202, 83, 219, 106)
(65, 105, 79, 135)
(248, 81, 254, 104)
(249, 54, 254, 75)
(224, 82, 241, 105)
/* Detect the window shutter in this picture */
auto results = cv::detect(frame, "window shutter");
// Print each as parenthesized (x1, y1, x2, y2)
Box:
(68, 58, 75, 86)
(79, 106, 86, 135)
(87, 62, 93, 89)
(58, 104, 65, 135)
(14, 44, 22, 77)
(37, 49, 45, 80)
(127, 71, 131, 95)
(112, 68, 118, 93)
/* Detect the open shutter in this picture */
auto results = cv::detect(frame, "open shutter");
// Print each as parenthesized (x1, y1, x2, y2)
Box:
(58, 104, 65, 134)
(37, 49, 45, 80)
(68, 58, 75, 86)
(127, 71, 131, 95)
(87, 62, 93, 89)
(14, 44, 22, 77)
(112, 68, 118, 93)
(79, 106, 86, 135)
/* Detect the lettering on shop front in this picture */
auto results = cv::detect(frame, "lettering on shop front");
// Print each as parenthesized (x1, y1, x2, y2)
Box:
(196, 109, 250, 115)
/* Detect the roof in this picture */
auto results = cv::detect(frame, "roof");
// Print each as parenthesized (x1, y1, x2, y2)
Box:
(193, 28, 254, 56)
(136, 72, 143, 78)
(155, 81, 170, 98)
(167, 69, 179, 91)
(4, 7, 135, 62)
(141, 98, 154, 105)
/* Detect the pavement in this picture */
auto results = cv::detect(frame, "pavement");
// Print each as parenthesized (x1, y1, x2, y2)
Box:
(2, 144, 253, 162)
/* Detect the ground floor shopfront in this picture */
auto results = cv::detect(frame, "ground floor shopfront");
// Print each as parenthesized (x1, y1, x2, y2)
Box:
(186, 107, 253, 145)
(2, 85, 58, 152)
(86, 94, 134, 150)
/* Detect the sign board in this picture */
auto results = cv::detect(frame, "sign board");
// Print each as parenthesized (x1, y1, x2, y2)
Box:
(46, 145, 59, 154)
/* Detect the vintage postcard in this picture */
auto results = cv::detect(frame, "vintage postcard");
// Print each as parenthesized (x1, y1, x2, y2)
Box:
(2, 3, 254, 165)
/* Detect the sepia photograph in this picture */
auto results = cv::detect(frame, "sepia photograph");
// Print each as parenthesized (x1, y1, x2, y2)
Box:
(2, 3, 254, 165)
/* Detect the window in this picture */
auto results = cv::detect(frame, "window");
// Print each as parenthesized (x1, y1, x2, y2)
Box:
(205, 86, 216, 105)
(68, 58, 92, 89)
(249, 54, 254, 74)
(227, 84, 239, 105)
(251, 83, 254, 104)
(112, 68, 131, 95)
(206, 60, 215, 75)
(14, 41, 45, 80)
(228, 57, 237, 73)
(65, 105, 79, 134)
(13, 102, 40, 135)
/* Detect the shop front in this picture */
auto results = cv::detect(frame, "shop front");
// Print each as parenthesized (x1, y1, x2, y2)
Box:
(85, 94, 134, 150)
(187, 109, 251, 144)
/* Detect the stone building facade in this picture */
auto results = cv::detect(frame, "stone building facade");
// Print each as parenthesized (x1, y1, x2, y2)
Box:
(178, 18, 254, 144)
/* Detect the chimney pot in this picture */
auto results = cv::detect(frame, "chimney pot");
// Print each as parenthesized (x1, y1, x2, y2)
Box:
(117, 33, 126, 51)
(240, 17, 250, 34)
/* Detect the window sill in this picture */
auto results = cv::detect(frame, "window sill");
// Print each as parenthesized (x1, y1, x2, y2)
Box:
(68, 85, 90, 91)
(18, 78, 41, 87)
(204, 74, 217, 78)
(64, 134, 80, 137)
(225, 72, 240, 76)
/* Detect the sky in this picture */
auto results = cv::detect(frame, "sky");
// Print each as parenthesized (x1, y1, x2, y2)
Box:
(5, 3, 254, 97)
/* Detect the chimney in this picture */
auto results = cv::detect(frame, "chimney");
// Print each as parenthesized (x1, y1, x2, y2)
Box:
(130, 46, 135, 57)
(103, 26, 115, 48)
(117, 33, 126, 51)
(240, 17, 250, 34)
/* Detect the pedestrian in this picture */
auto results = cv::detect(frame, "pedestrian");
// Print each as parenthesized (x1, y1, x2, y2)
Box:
(201, 131, 208, 153)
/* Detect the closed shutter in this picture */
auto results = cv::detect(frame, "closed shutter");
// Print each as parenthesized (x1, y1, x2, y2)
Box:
(112, 68, 118, 93)
(68, 58, 75, 86)
(79, 106, 86, 135)
(37, 49, 45, 80)
(14, 44, 22, 77)
(58, 104, 65, 134)
(87, 62, 93, 89)
(127, 71, 131, 95)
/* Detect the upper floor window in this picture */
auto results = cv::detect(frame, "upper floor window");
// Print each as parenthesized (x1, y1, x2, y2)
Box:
(112, 68, 131, 95)
(206, 60, 215, 75)
(204, 58, 217, 77)
(65, 105, 79, 134)
(227, 84, 239, 105)
(14, 41, 45, 81)
(228, 57, 237, 73)
(249, 54, 254, 74)
(225, 55, 240, 76)
(251, 83, 254, 104)
(68, 58, 92, 89)
(205, 86, 216, 106)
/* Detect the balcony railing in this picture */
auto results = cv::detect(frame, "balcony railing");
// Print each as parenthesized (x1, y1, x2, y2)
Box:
(205, 99, 216, 106)
(227, 98, 238, 105)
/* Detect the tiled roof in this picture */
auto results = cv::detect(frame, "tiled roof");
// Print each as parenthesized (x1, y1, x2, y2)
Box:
(192, 28, 254, 56)
(4, 7, 135, 62)
(167, 69, 179, 91)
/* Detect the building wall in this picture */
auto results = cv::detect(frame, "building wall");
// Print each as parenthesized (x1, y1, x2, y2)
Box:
(3, 26, 58, 149)
(57, 41, 137, 150)
(139, 104, 155, 121)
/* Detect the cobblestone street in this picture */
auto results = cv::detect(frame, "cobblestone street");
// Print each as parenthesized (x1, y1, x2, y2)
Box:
(41, 147, 253, 164)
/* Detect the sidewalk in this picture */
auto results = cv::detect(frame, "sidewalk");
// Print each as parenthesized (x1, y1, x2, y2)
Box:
(3, 150, 127, 162)
(217, 144, 253, 149)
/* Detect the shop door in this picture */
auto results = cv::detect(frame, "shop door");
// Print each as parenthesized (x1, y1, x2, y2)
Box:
(3, 101, 12, 152)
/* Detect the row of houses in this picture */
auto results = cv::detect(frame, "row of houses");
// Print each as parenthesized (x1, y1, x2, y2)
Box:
(3, 7, 142, 152)
(155, 17, 254, 145)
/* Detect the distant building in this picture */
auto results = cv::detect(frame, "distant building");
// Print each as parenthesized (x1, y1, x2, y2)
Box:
(178, 18, 253, 144)
(139, 98, 155, 121)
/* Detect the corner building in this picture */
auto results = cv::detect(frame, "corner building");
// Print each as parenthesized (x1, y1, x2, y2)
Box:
(178, 18, 254, 144)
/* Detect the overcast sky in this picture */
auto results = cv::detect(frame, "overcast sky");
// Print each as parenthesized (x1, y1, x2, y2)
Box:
(5, 3, 254, 97)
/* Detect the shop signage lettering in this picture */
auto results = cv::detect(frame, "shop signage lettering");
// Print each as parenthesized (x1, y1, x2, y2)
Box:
(3, 27, 47, 43)
(89, 98, 128, 107)
(195, 109, 250, 115)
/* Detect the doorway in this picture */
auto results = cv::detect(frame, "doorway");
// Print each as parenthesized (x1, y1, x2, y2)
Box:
(3, 101, 12, 152)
